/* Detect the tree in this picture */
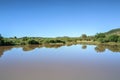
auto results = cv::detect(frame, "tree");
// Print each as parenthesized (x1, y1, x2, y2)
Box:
(0, 34, 3, 40)
(108, 35, 119, 42)
(82, 45, 87, 49)
(22, 36, 28, 41)
(95, 46, 105, 53)
(0, 39, 4, 45)
(81, 34, 87, 39)
(98, 38, 104, 43)
(0, 34, 4, 45)
(14, 36, 17, 39)
(118, 37, 120, 42)
(28, 40, 39, 44)
(95, 33, 106, 39)
(3, 39, 15, 45)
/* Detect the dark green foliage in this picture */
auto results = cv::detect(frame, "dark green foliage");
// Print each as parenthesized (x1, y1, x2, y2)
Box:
(28, 40, 39, 44)
(118, 37, 120, 42)
(94, 31, 120, 43)
(94, 33, 107, 43)
(0, 34, 14, 46)
(95, 33, 106, 39)
(0, 34, 4, 45)
(97, 38, 109, 43)
(108, 35, 119, 42)
(43, 39, 65, 44)
(22, 37, 28, 41)
(14, 36, 17, 39)
(0, 39, 15, 46)
(81, 34, 87, 39)
(54, 40, 65, 44)
(0, 34, 3, 40)
(97, 38, 104, 43)
(0, 39, 4, 45)
(3, 40, 15, 46)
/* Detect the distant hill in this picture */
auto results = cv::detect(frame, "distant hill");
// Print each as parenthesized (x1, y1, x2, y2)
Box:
(105, 28, 120, 35)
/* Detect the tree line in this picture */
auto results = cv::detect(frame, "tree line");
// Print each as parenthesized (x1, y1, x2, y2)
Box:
(0, 33, 120, 46)
(94, 33, 120, 43)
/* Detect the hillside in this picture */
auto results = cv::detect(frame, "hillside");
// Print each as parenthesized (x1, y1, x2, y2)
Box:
(106, 28, 120, 35)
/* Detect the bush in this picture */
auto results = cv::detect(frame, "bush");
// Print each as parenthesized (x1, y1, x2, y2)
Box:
(81, 34, 87, 39)
(43, 39, 65, 44)
(2, 39, 15, 46)
(108, 35, 119, 42)
(118, 37, 120, 42)
(28, 40, 39, 44)
(95, 33, 106, 39)
(0, 39, 4, 45)
(22, 37, 29, 41)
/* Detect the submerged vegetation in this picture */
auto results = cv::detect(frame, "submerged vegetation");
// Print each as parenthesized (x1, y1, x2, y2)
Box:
(0, 28, 120, 46)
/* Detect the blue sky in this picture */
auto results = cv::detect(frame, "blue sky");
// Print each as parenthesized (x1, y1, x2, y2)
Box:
(0, 0, 120, 37)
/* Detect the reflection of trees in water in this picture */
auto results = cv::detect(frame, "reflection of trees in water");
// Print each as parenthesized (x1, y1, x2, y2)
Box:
(66, 43, 73, 47)
(95, 45, 106, 53)
(82, 45, 87, 49)
(22, 44, 64, 51)
(0, 46, 14, 57)
(44, 44, 64, 48)
(22, 45, 42, 51)
(104, 45, 120, 52)
(1, 44, 120, 57)
(66, 42, 77, 47)
(0, 44, 64, 56)
(95, 44, 120, 53)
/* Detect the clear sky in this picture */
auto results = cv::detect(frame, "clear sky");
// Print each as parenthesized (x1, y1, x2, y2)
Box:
(0, 0, 120, 37)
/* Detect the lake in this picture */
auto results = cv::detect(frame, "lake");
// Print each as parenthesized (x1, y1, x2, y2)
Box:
(0, 44, 120, 80)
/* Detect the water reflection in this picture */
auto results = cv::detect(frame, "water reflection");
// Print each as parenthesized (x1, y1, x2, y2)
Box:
(0, 44, 120, 57)
(95, 45, 106, 53)
(95, 44, 120, 53)
(22, 45, 41, 51)
(44, 44, 64, 48)
(81, 45, 87, 49)
(0, 46, 14, 57)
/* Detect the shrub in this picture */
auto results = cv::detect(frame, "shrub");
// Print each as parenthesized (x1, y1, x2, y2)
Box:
(118, 37, 120, 42)
(3, 39, 15, 46)
(108, 35, 119, 42)
(95, 33, 106, 39)
(28, 40, 39, 44)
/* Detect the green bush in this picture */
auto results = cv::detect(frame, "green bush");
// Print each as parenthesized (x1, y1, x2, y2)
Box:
(95, 33, 106, 39)
(28, 40, 39, 44)
(118, 37, 120, 42)
(2, 39, 15, 46)
(0, 39, 4, 45)
(108, 35, 119, 42)
(43, 39, 65, 44)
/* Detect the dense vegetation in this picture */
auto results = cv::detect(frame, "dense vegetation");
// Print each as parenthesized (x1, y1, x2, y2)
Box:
(95, 33, 120, 43)
(96, 28, 120, 43)
(106, 28, 120, 35)
(0, 28, 120, 46)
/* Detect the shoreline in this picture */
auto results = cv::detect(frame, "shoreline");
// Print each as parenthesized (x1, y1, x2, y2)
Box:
(0, 41, 120, 47)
